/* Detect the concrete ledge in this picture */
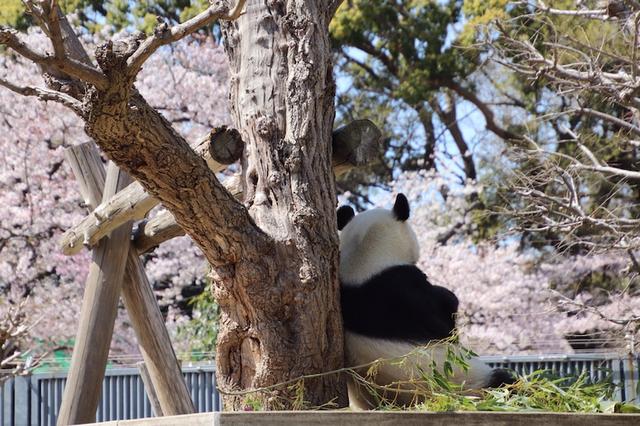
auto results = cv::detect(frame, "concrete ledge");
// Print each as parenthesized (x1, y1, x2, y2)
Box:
(82, 411, 640, 426)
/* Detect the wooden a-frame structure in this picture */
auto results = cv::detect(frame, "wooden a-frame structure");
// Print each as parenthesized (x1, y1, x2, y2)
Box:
(57, 120, 379, 424)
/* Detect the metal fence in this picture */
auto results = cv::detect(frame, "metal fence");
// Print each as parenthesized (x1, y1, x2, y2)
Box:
(1, 364, 221, 426)
(483, 353, 639, 403)
(1, 354, 638, 425)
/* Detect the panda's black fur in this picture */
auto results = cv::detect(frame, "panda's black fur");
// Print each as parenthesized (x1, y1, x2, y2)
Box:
(341, 265, 459, 343)
(337, 193, 514, 409)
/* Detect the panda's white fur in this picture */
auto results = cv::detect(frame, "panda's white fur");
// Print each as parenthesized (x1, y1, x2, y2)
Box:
(339, 208, 419, 286)
(338, 194, 508, 409)
(344, 332, 495, 409)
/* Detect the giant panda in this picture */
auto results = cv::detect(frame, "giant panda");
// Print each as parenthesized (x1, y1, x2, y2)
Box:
(337, 193, 513, 409)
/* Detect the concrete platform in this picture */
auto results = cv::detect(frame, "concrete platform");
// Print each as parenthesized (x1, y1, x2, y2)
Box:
(82, 411, 640, 425)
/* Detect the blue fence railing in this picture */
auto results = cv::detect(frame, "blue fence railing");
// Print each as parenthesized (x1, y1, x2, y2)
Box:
(1, 354, 638, 425)
(483, 353, 639, 403)
(1, 363, 221, 426)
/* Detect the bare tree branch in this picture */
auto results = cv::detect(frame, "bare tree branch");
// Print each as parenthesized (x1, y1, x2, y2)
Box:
(572, 163, 640, 180)
(127, 0, 247, 76)
(0, 77, 82, 112)
(494, 21, 640, 109)
(487, 5, 640, 252)
(0, 27, 108, 89)
(577, 107, 640, 137)
(444, 79, 524, 143)
(558, 127, 640, 180)
(342, 49, 383, 83)
(351, 39, 398, 76)
(432, 93, 477, 181)
(535, 1, 610, 19)
(47, 0, 65, 61)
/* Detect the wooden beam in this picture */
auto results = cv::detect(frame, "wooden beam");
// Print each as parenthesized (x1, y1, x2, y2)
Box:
(61, 120, 380, 256)
(121, 252, 194, 415)
(331, 119, 381, 176)
(59, 128, 244, 255)
(58, 150, 134, 425)
(58, 143, 194, 424)
(137, 362, 163, 417)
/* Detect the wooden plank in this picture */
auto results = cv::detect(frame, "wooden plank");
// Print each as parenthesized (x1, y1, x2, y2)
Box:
(78, 412, 213, 426)
(331, 119, 381, 176)
(215, 411, 640, 426)
(64, 144, 106, 211)
(78, 411, 640, 426)
(58, 154, 134, 425)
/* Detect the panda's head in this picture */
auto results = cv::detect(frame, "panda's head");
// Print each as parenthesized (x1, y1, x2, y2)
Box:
(337, 193, 419, 286)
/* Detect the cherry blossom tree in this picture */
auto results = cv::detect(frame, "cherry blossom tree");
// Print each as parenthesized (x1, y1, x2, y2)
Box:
(0, 25, 228, 358)
(392, 171, 639, 355)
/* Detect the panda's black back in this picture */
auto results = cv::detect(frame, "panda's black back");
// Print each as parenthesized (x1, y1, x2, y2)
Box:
(340, 264, 458, 344)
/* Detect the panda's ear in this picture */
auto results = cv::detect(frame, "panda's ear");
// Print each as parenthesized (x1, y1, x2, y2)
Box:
(337, 205, 355, 230)
(393, 193, 410, 221)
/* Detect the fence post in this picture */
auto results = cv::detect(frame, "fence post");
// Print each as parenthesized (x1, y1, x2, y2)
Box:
(2, 378, 13, 426)
(12, 376, 30, 426)
(625, 353, 638, 403)
(29, 375, 39, 426)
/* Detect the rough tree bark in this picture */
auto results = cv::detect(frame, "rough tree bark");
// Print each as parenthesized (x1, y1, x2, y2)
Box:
(218, 0, 345, 408)
(1, 0, 347, 409)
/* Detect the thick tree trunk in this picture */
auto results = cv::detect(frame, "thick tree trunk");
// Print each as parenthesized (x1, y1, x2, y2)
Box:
(74, 0, 344, 409)
(219, 0, 345, 408)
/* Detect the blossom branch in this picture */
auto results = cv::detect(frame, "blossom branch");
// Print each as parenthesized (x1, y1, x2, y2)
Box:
(553, 290, 640, 329)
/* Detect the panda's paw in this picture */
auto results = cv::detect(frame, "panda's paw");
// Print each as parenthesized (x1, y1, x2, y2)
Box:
(486, 368, 516, 388)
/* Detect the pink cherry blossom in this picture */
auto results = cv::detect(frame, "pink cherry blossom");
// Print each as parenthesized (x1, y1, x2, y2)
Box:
(0, 28, 229, 360)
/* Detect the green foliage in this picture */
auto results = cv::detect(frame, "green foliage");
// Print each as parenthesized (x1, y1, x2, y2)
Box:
(331, 0, 472, 96)
(354, 342, 636, 413)
(0, 0, 212, 34)
(459, 0, 509, 46)
(331, 1, 464, 207)
(0, 0, 108, 31)
(104, 0, 130, 32)
(413, 372, 616, 412)
(241, 395, 264, 411)
(330, 0, 516, 217)
(0, 0, 29, 30)
(176, 279, 219, 360)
